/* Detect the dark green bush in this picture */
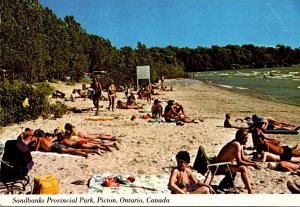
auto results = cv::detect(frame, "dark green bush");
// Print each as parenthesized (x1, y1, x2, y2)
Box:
(0, 79, 66, 126)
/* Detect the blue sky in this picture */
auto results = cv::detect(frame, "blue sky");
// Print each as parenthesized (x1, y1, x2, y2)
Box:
(39, 0, 300, 49)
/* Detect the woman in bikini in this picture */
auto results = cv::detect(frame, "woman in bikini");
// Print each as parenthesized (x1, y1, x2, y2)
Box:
(107, 80, 117, 111)
(168, 151, 214, 194)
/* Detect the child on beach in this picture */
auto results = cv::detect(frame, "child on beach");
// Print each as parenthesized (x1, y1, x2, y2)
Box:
(168, 151, 214, 194)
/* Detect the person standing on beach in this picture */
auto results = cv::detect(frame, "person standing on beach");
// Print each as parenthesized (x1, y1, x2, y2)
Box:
(91, 77, 102, 115)
(216, 128, 262, 194)
(107, 80, 117, 111)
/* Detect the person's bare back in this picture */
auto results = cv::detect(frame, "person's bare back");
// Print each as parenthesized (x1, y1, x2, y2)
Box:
(216, 140, 240, 163)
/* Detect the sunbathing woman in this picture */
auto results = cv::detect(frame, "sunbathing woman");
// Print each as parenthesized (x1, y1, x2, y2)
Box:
(57, 132, 119, 153)
(64, 123, 118, 141)
(168, 151, 214, 194)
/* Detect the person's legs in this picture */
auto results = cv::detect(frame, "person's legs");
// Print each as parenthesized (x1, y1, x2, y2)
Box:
(111, 96, 115, 111)
(292, 149, 300, 157)
(262, 152, 281, 162)
(62, 148, 88, 158)
(229, 165, 253, 194)
(190, 186, 210, 194)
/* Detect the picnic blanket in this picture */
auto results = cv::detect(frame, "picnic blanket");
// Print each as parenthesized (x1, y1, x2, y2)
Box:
(88, 172, 170, 194)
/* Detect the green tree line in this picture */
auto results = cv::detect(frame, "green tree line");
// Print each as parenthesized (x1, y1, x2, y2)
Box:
(1, 0, 300, 87)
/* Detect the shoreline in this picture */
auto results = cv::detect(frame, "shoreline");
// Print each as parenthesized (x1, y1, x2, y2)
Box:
(0, 78, 299, 194)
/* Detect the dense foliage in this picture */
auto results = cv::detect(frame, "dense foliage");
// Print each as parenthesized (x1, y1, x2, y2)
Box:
(0, 79, 66, 126)
(0, 0, 299, 126)
(2, 0, 299, 86)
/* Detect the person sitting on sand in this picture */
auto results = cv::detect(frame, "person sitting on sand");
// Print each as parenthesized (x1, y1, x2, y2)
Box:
(33, 129, 100, 158)
(151, 99, 163, 119)
(76, 89, 88, 98)
(251, 117, 281, 153)
(224, 113, 233, 128)
(168, 151, 214, 194)
(164, 100, 194, 123)
(56, 132, 119, 154)
(216, 129, 262, 194)
(64, 123, 118, 141)
(224, 113, 241, 129)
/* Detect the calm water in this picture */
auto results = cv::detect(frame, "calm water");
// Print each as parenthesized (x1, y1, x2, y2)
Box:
(192, 67, 300, 106)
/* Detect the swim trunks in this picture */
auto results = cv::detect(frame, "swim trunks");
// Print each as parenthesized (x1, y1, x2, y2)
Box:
(280, 146, 293, 161)
(76, 139, 88, 147)
(51, 143, 67, 153)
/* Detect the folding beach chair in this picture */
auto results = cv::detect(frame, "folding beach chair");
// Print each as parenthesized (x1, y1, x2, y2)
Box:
(193, 145, 236, 192)
(0, 140, 33, 194)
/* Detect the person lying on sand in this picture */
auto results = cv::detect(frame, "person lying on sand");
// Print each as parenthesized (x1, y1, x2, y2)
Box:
(216, 129, 262, 194)
(33, 129, 100, 158)
(116, 100, 141, 109)
(237, 114, 299, 131)
(56, 132, 119, 153)
(259, 141, 300, 160)
(164, 100, 194, 123)
(65, 105, 93, 113)
(262, 151, 300, 163)
(266, 160, 300, 172)
(64, 123, 118, 141)
(168, 151, 214, 194)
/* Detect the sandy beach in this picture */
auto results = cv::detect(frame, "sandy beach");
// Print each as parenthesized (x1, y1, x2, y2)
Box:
(0, 78, 299, 194)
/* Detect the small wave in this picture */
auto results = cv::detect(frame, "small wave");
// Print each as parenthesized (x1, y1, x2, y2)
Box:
(289, 72, 299, 75)
(236, 87, 248, 90)
(218, 84, 233, 88)
(297, 86, 300, 89)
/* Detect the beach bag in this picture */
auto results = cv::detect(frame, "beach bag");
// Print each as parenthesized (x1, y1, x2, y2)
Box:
(33, 174, 59, 194)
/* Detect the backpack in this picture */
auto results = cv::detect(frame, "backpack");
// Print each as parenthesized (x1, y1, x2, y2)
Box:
(33, 174, 59, 194)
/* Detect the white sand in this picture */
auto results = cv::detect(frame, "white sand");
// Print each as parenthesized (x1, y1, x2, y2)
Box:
(0, 79, 299, 194)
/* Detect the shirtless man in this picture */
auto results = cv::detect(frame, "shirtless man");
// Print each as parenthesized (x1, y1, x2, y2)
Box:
(216, 129, 262, 194)
(34, 129, 100, 158)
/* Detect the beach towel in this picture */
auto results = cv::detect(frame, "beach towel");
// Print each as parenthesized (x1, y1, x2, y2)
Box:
(31, 151, 85, 159)
(88, 172, 170, 194)
(85, 116, 115, 121)
(193, 145, 216, 175)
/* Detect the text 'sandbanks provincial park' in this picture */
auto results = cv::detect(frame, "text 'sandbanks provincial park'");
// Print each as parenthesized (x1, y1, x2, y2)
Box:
(1, 0, 300, 205)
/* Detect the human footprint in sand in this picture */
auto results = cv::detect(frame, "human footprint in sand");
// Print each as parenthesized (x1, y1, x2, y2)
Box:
(33, 129, 100, 158)
(64, 123, 119, 142)
(216, 129, 262, 194)
(168, 151, 214, 194)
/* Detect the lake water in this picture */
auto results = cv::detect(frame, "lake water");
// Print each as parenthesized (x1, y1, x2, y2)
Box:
(192, 67, 300, 106)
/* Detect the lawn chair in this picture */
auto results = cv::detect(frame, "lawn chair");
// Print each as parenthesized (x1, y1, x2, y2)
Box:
(193, 145, 236, 192)
(0, 140, 33, 194)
